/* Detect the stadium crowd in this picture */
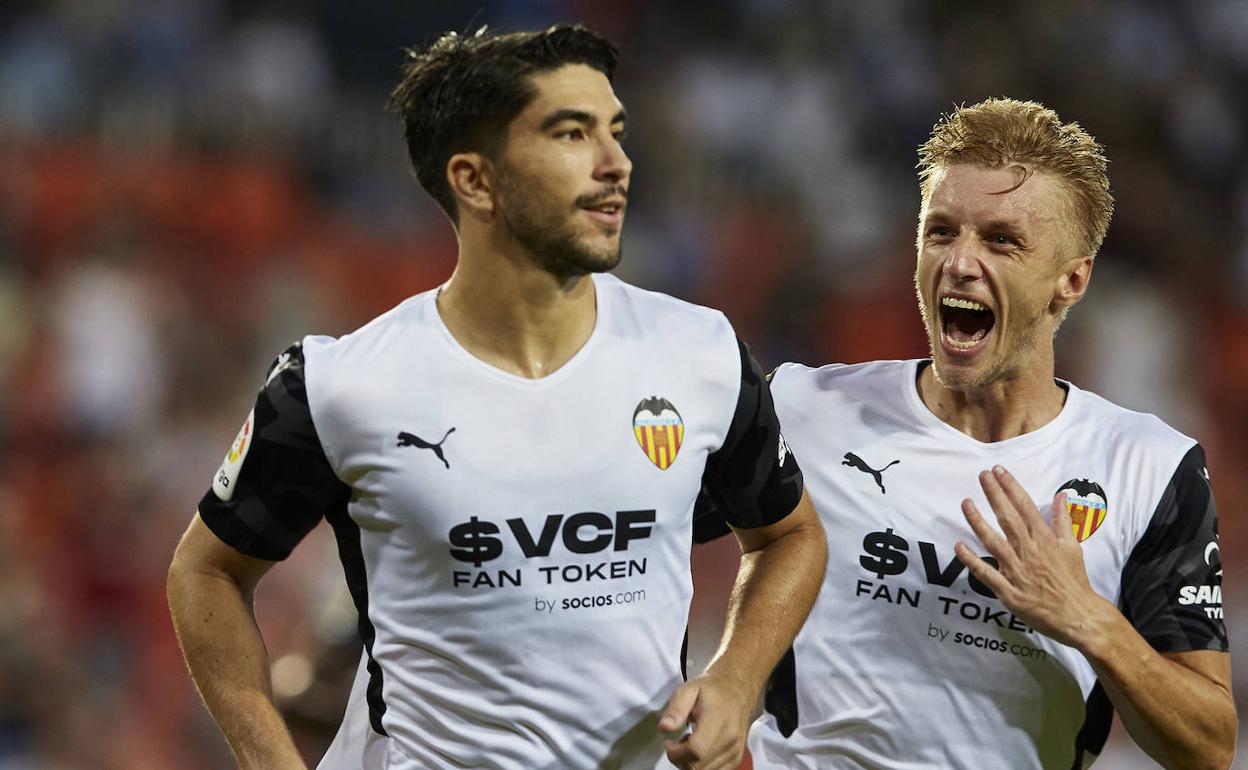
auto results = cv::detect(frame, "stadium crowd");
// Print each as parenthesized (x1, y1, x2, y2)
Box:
(0, 1, 1245, 767)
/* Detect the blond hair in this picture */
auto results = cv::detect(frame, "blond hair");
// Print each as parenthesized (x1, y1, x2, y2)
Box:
(918, 98, 1114, 258)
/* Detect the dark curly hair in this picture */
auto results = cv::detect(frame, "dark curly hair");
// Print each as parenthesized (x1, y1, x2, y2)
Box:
(389, 24, 620, 223)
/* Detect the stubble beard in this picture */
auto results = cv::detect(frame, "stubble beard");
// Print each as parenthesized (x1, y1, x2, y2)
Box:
(497, 170, 622, 280)
(916, 283, 1047, 393)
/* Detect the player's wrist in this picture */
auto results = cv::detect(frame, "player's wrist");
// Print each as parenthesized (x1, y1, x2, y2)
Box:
(704, 657, 764, 706)
(1067, 595, 1126, 661)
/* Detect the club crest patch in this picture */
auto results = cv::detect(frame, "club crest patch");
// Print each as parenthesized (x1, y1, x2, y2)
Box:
(212, 408, 254, 501)
(633, 397, 684, 470)
(1056, 478, 1108, 543)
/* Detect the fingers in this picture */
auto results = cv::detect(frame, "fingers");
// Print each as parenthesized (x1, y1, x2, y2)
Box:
(954, 538, 1011, 599)
(1050, 492, 1075, 543)
(665, 722, 743, 770)
(960, 497, 1018, 568)
(989, 466, 1048, 538)
(659, 682, 698, 734)
(977, 468, 1031, 544)
(661, 678, 747, 770)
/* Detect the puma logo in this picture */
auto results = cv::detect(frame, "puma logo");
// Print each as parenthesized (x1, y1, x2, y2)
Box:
(842, 452, 900, 494)
(397, 428, 456, 469)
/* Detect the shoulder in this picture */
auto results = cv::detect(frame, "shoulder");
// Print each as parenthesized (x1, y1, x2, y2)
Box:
(598, 274, 733, 341)
(600, 274, 743, 390)
(770, 358, 915, 411)
(298, 290, 441, 423)
(302, 289, 438, 362)
(300, 290, 438, 380)
(772, 358, 911, 388)
(1070, 384, 1197, 466)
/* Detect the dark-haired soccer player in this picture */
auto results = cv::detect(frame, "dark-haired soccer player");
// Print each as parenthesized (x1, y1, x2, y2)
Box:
(166, 24, 826, 770)
(729, 99, 1234, 769)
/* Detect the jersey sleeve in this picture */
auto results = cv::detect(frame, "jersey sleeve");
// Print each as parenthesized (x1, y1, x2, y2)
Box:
(1119, 444, 1227, 653)
(692, 339, 803, 544)
(197, 342, 351, 561)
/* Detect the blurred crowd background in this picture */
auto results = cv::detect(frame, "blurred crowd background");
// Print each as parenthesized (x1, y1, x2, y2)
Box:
(1, 0, 1245, 767)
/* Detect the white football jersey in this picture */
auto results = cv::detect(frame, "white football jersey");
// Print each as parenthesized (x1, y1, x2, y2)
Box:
(198, 274, 804, 769)
(747, 359, 1226, 770)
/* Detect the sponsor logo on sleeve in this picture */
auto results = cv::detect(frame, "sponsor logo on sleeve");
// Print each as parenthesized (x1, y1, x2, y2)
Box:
(212, 408, 254, 501)
(633, 397, 684, 470)
(1179, 536, 1223, 619)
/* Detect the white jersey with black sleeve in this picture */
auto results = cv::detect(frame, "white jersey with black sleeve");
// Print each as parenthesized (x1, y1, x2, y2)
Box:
(196, 273, 804, 770)
(745, 358, 1226, 770)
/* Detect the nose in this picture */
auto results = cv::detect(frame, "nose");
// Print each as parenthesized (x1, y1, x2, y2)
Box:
(943, 234, 983, 282)
(595, 133, 632, 185)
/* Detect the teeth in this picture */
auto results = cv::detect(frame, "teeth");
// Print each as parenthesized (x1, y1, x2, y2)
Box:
(941, 297, 988, 312)
(944, 330, 988, 349)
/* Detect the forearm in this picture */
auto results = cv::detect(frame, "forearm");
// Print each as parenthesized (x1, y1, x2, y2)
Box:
(1078, 600, 1235, 770)
(706, 517, 826, 700)
(167, 561, 305, 770)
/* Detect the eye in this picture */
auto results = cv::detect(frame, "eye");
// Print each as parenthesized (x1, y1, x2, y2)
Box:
(926, 225, 954, 239)
(988, 233, 1019, 247)
(612, 128, 628, 143)
(556, 127, 586, 141)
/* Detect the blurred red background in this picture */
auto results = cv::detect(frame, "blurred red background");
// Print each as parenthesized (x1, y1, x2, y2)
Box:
(0, 2, 1244, 767)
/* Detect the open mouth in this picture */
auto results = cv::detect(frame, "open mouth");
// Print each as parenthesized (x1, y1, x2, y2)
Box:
(938, 296, 995, 352)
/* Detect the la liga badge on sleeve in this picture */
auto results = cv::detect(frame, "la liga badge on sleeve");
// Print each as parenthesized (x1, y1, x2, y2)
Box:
(212, 408, 255, 501)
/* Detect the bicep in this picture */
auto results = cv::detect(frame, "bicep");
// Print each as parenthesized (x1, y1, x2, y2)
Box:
(698, 339, 804, 537)
(171, 512, 278, 592)
(731, 487, 821, 554)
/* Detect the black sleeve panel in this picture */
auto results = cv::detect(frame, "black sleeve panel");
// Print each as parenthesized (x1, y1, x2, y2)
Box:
(692, 339, 804, 543)
(1119, 444, 1227, 653)
(198, 342, 351, 561)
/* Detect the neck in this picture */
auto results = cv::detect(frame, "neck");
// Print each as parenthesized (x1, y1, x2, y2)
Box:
(436, 228, 599, 380)
(916, 360, 1067, 443)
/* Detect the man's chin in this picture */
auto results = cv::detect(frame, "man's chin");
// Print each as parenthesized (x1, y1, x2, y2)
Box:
(929, 354, 993, 392)
(548, 240, 622, 277)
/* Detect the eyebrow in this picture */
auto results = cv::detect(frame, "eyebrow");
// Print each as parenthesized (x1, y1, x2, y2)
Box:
(539, 108, 627, 131)
(981, 219, 1027, 234)
(923, 211, 1026, 232)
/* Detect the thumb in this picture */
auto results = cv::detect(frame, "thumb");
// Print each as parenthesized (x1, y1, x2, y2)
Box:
(658, 681, 699, 733)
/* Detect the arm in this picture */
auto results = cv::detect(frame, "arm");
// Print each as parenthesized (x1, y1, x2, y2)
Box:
(956, 465, 1235, 770)
(661, 490, 827, 770)
(662, 338, 826, 770)
(167, 513, 307, 770)
(1083, 622, 1233, 770)
(169, 341, 346, 767)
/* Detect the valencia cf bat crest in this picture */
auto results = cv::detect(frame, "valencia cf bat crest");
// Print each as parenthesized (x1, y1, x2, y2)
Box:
(1056, 478, 1108, 543)
(633, 396, 684, 470)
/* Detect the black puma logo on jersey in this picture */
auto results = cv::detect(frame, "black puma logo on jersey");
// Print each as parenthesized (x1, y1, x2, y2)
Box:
(397, 428, 456, 469)
(842, 452, 900, 494)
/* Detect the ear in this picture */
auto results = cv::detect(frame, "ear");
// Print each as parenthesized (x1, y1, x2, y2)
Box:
(1052, 255, 1093, 313)
(446, 152, 495, 221)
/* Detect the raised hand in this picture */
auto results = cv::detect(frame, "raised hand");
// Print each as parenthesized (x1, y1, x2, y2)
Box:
(954, 465, 1113, 648)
